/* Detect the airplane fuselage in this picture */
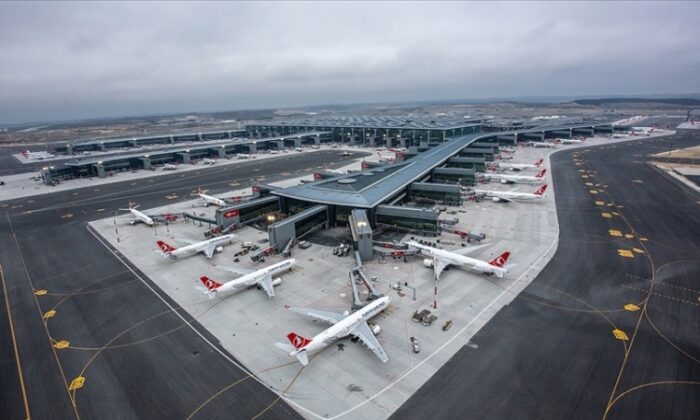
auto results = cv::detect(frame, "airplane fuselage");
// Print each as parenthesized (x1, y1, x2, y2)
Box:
(167, 234, 236, 259)
(498, 163, 540, 171)
(212, 259, 297, 296)
(489, 174, 543, 184)
(408, 241, 507, 278)
(130, 208, 155, 226)
(300, 296, 389, 354)
(199, 193, 226, 207)
(473, 189, 546, 202)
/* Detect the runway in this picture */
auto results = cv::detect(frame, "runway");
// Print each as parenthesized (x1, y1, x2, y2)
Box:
(0, 150, 367, 419)
(393, 126, 700, 419)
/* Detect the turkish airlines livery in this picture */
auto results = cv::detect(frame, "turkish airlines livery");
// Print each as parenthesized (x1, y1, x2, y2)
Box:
(485, 169, 547, 185)
(119, 202, 156, 226)
(495, 158, 544, 171)
(275, 296, 391, 366)
(195, 187, 227, 207)
(199, 258, 297, 298)
(408, 241, 512, 280)
(474, 184, 548, 203)
(157, 234, 237, 259)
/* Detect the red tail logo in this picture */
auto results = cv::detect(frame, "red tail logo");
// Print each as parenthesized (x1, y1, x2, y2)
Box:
(535, 185, 547, 196)
(534, 158, 544, 167)
(157, 240, 177, 253)
(200, 276, 222, 291)
(287, 332, 312, 350)
(489, 252, 511, 268)
(536, 169, 547, 178)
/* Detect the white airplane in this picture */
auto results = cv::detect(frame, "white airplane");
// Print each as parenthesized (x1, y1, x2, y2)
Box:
(558, 137, 586, 145)
(473, 184, 548, 203)
(485, 169, 547, 185)
(631, 126, 655, 135)
(528, 141, 557, 149)
(324, 168, 346, 175)
(275, 296, 391, 366)
(237, 153, 253, 159)
(407, 241, 512, 280)
(495, 158, 544, 171)
(157, 234, 237, 259)
(202, 158, 216, 166)
(195, 187, 227, 207)
(163, 163, 178, 170)
(119, 202, 156, 226)
(21, 150, 54, 159)
(198, 258, 297, 299)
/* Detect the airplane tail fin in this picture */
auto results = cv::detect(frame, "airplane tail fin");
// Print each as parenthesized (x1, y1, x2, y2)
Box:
(534, 158, 544, 167)
(536, 169, 547, 178)
(200, 276, 222, 291)
(276, 339, 310, 366)
(157, 240, 177, 253)
(295, 349, 309, 366)
(535, 185, 547, 196)
(287, 332, 312, 350)
(489, 252, 511, 268)
(128, 201, 138, 209)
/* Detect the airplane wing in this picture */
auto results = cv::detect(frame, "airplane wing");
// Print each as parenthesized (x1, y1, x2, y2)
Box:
(350, 321, 389, 363)
(449, 243, 490, 256)
(215, 265, 254, 276)
(434, 258, 449, 279)
(289, 307, 344, 325)
(258, 273, 275, 298)
(176, 237, 198, 245)
(203, 243, 217, 259)
(492, 194, 514, 203)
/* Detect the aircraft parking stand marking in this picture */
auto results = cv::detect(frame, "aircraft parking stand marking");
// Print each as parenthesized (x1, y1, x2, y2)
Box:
(608, 229, 623, 237)
(601, 212, 612, 219)
(632, 248, 645, 254)
(623, 285, 700, 307)
(43, 309, 56, 319)
(595, 200, 605, 206)
(624, 304, 640, 312)
(35, 289, 48, 295)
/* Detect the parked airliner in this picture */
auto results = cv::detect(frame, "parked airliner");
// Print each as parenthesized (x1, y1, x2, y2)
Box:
(407, 241, 512, 279)
(157, 234, 237, 259)
(275, 296, 391, 365)
(199, 259, 296, 298)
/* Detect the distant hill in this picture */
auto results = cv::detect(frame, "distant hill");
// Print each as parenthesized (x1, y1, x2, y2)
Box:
(573, 98, 700, 106)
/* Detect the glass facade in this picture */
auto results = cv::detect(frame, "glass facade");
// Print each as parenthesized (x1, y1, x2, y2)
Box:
(286, 198, 316, 215)
(239, 199, 279, 222)
(432, 174, 475, 186)
(334, 206, 353, 225)
(295, 210, 327, 237)
(376, 214, 438, 233)
(411, 189, 461, 205)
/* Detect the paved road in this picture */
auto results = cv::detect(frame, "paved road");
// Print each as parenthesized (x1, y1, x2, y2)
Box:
(0, 150, 366, 419)
(393, 127, 700, 419)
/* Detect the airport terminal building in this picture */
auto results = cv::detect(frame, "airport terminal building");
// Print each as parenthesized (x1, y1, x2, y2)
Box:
(39, 117, 629, 252)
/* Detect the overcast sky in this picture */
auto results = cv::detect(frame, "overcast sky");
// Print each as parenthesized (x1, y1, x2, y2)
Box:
(1, 1, 699, 124)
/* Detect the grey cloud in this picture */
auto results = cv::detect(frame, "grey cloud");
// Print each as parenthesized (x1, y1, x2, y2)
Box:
(0, 1, 699, 124)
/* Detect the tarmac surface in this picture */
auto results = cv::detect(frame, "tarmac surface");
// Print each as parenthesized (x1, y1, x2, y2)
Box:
(393, 125, 700, 419)
(0, 150, 365, 419)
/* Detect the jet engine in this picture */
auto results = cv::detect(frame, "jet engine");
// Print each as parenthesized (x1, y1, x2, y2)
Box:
(423, 258, 434, 267)
(368, 322, 381, 335)
(216, 246, 224, 253)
